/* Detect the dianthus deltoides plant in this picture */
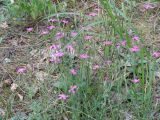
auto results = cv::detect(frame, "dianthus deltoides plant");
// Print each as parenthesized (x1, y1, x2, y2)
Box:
(2, 0, 159, 119)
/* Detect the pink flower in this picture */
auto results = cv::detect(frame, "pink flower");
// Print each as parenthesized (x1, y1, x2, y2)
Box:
(40, 30, 49, 35)
(50, 51, 64, 64)
(50, 44, 61, 50)
(103, 41, 112, 46)
(84, 35, 93, 40)
(93, 65, 100, 70)
(61, 19, 69, 24)
(70, 32, 78, 37)
(130, 45, 140, 52)
(66, 44, 75, 55)
(117, 40, 126, 47)
(69, 85, 78, 94)
(143, 3, 155, 10)
(117, 40, 126, 48)
(49, 18, 58, 22)
(55, 32, 64, 40)
(131, 78, 140, 83)
(26, 27, 33, 32)
(88, 12, 97, 17)
(50, 57, 61, 63)
(53, 52, 64, 57)
(70, 68, 77, 75)
(79, 54, 89, 59)
(66, 44, 74, 50)
(152, 52, 160, 58)
(47, 25, 56, 30)
(121, 40, 126, 46)
(58, 93, 69, 100)
(16, 67, 27, 74)
(132, 35, 139, 41)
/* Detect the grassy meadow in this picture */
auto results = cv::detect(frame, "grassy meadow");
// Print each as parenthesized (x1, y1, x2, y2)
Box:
(0, 0, 160, 119)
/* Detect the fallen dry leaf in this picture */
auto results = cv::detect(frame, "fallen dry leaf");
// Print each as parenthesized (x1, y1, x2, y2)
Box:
(10, 83, 18, 92)
(3, 79, 13, 86)
(17, 93, 23, 101)
(0, 21, 8, 29)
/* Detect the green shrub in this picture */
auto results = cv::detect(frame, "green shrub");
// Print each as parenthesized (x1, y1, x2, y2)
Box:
(8, 0, 56, 23)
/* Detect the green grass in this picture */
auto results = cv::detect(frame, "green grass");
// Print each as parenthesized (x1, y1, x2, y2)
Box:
(0, 0, 160, 119)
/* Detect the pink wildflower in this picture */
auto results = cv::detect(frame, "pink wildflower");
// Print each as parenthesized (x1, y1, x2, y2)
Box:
(40, 30, 49, 35)
(58, 93, 69, 101)
(26, 27, 33, 32)
(130, 45, 140, 52)
(50, 57, 61, 63)
(103, 41, 112, 46)
(79, 54, 89, 59)
(61, 19, 69, 24)
(88, 12, 97, 17)
(131, 78, 140, 83)
(53, 52, 64, 57)
(16, 67, 27, 74)
(50, 44, 61, 50)
(66, 44, 75, 55)
(121, 40, 126, 46)
(69, 85, 78, 94)
(152, 52, 160, 58)
(117, 40, 126, 48)
(49, 18, 58, 22)
(132, 35, 139, 41)
(84, 35, 93, 40)
(93, 65, 100, 70)
(143, 3, 155, 10)
(55, 32, 64, 40)
(116, 43, 121, 48)
(70, 68, 77, 75)
(47, 25, 56, 30)
(70, 32, 78, 37)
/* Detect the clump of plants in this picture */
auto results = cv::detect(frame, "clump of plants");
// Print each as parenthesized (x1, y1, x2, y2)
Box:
(8, 0, 57, 24)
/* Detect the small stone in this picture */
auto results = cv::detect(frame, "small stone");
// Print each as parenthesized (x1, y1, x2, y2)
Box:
(3, 58, 11, 63)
